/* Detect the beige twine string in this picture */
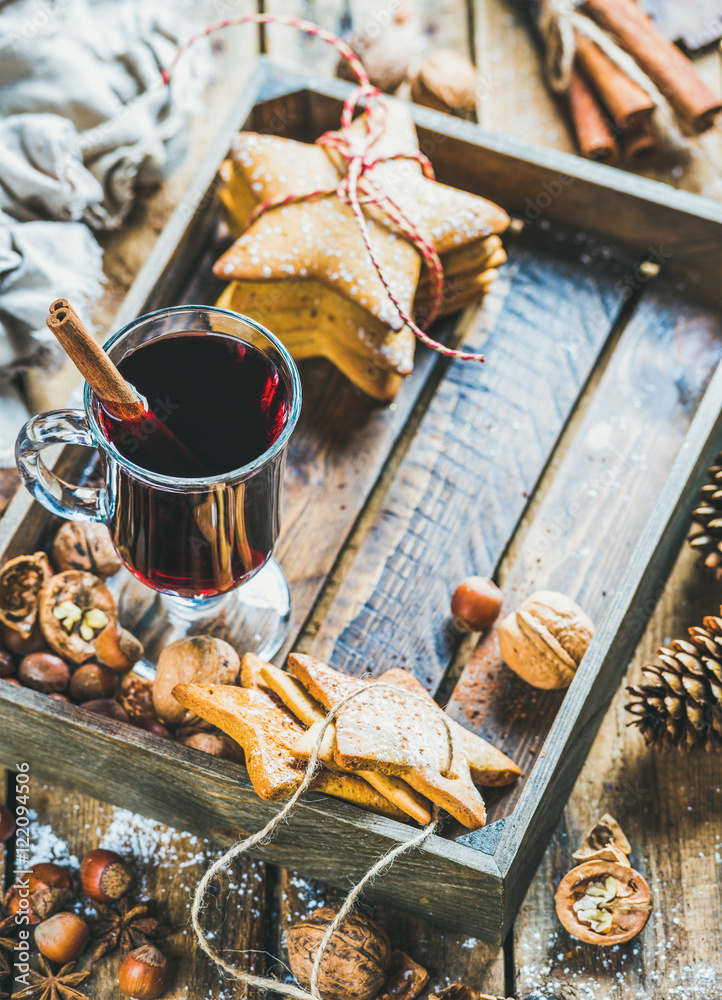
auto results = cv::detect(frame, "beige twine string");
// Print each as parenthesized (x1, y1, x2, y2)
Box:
(191, 681, 456, 998)
(538, 0, 686, 143)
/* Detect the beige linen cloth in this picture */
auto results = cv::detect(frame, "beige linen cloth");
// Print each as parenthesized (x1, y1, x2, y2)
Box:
(0, 0, 214, 463)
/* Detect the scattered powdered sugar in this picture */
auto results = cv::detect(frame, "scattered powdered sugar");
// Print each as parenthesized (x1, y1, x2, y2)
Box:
(99, 809, 205, 869)
(26, 809, 80, 868)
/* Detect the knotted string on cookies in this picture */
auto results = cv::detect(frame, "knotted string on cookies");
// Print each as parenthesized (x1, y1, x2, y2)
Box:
(190, 681, 458, 998)
(160, 13, 485, 363)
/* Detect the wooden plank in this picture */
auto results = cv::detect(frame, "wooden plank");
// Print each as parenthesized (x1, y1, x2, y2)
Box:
(304, 221, 636, 684)
(0, 687, 505, 938)
(447, 282, 722, 822)
(20, 782, 265, 1000)
(514, 541, 722, 998)
(473, 0, 575, 152)
(492, 305, 722, 938)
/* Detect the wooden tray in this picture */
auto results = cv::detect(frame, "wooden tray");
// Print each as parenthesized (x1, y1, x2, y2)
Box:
(1, 61, 721, 943)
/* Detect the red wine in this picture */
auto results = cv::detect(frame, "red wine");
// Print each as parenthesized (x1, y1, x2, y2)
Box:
(94, 331, 290, 598)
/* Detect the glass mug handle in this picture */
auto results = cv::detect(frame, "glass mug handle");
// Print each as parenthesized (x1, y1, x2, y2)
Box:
(15, 408, 108, 523)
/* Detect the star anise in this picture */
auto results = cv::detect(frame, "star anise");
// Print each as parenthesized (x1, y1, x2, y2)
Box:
(11, 958, 88, 1000)
(91, 898, 161, 963)
(0, 914, 19, 980)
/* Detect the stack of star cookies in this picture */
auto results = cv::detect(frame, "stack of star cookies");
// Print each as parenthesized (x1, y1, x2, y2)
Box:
(213, 101, 509, 401)
(173, 652, 521, 830)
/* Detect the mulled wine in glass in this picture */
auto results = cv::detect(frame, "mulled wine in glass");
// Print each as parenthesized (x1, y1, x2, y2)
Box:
(16, 306, 302, 661)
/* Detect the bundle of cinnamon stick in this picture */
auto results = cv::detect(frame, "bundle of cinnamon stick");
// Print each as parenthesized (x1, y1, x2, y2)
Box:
(540, 0, 722, 165)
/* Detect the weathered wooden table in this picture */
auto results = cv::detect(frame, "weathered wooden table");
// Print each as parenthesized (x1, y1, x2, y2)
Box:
(3, 2, 722, 998)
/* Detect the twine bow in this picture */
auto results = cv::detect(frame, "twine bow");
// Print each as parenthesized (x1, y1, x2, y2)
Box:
(162, 14, 485, 363)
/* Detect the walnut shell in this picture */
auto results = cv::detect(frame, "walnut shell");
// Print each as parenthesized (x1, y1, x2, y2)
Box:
(410, 49, 478, 119)
(498, 590, 594, 689)
(555, 859, 651, 946)
(38, 571, 117, 664)
(119, 672, 155, 719)
(287, 907, 391, 1000)
(52, 522, 122, 578)
(0, 552, 52, 638)
(153, 636, 241, 726)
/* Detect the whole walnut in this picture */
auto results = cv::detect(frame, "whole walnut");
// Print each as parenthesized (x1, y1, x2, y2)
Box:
(153, 636, 240, 726)
(52, 522, 122, 578)
(337, 8, 417, 94)
(498, 590, 594, 690)
(410, 49, 478, 119)
(287, 907, 391, 1000)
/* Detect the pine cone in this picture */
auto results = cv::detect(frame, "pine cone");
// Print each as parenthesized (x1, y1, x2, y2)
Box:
(688, 454, 722, 578)
(626, 611, 722, 753)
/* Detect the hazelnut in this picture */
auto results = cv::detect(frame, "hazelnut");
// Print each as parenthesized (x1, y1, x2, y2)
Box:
(4, 884, 42, 925)
(555, 859, 651, 945)
(69, 662, 117, 702)
(35, 911, 90, 963)
(95, 624, 144, 672)
(153, 636, 240, 726)
(450, 576, 502, 631)
(132, 715, 172, 739)
(81, 698, 130, 722)
(0, 650, 16, 678)
(118, 944, 169, 999)
(1, 621, 46, 655)
(497, 590, 594, 689)
(410, 49, 478, 119)
(38, 570, 117, 664)
(80, 848, 133, 904)
(119, 672, 155, 718)
(287, 907, 391, 1000)
(0, 551, 52, 638)
(18, 651, 70, 693)
(0, 804, 15, 842)
(24, 863, 74, 922)
(52, 521, 122, 578)
(28, 862, 74, 894)
(180, 732, 244, 762)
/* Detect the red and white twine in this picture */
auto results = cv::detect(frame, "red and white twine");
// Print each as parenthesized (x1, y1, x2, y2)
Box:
(161, 14, 485, 363)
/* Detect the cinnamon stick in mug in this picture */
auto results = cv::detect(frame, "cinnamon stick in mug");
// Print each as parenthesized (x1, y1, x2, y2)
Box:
(568, 67, 620, 164)
(581, 0, 722, 132)
(574, 32, 654, 129)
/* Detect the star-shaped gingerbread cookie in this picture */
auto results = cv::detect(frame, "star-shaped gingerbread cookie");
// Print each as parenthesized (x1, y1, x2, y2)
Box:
(214, 101, 509, 400)
(172, 656, 408, 821)
(286, 654, 521, 830)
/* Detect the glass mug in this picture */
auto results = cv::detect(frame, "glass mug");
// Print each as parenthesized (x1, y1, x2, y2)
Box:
(16, 306, 302, 660)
